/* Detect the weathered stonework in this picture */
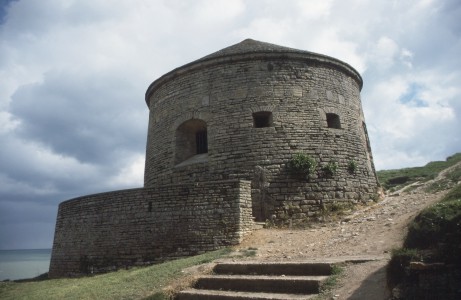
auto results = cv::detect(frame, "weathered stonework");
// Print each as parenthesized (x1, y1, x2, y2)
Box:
(49, 39, 378, 278)
(144, 39, 378, 221)
(49, 180, 252, 277)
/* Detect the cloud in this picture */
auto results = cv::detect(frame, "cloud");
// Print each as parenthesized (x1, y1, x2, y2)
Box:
(372, 36, 400, 70)
(364, 71, 460, 169)
(10, 69, 146, 164)
(108, 154, 145, 188)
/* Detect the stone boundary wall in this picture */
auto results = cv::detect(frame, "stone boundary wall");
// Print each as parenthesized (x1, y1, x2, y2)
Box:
(49, 180, 252, 278)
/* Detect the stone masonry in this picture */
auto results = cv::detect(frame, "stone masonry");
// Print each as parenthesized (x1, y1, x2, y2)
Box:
(49, 39, 379, 278)
(49, 180, 252, 278)
(145, 39, 379, 221)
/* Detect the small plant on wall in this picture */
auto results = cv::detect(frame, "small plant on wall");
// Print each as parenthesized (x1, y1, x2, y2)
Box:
(289, 153, 318, 180)
(347, 160, 357, 174)
(322, 161, 338, 178)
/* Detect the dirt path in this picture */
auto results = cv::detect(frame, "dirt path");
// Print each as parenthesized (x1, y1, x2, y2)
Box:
(233, 187, 447, 299)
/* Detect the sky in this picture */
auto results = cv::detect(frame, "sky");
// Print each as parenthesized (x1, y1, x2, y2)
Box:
(0, 0, 460, 250)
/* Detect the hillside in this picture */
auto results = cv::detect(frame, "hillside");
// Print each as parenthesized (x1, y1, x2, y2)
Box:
(377, 153, 461, 191)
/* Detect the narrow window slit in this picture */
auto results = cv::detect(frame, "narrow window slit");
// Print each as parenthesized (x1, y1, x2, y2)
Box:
(196, 130, 208, 154)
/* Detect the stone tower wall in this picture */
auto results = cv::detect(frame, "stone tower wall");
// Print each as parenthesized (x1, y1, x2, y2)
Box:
(145, 53, 378, 221)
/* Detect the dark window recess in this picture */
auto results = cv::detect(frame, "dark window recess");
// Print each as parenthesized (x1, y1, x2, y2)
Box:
(253, 111, 273, 128)
(148, 201, 152, 212)
(326, 113, 341, 129)
(175, 119, 207, 164)
(196, 130, 208, 154)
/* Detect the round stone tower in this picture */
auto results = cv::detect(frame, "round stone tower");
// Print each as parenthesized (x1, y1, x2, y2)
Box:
(144, 39, 378, 222)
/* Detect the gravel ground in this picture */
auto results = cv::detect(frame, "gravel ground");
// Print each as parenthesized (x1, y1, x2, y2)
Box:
(233, 186, 447, 299)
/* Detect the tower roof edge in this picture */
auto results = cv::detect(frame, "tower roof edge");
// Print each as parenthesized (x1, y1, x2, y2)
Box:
(145, 39, 363, 106)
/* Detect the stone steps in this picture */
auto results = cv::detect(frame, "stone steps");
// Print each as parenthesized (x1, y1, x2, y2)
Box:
(214, 261, 333, 276)
(176, 261, 332, 300)
(252, 222, 266, 230)
(177, 289, 317, 299)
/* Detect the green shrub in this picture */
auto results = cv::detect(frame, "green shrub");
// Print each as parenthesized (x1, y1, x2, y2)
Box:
(347, 160, 357, 174)
(289, 153, 317, 179)
(404, 200, 461, 250)
(323, 201, 354, 214)
(322, 161, 338, 178)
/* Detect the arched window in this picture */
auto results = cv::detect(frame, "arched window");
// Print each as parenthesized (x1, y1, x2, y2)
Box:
(253, 111, 273, 128)
(326, 113, 341, 129)
(175, 119, 207, 164)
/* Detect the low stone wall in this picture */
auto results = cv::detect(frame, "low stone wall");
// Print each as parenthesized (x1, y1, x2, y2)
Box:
(49, 180, 253, 278)
(392, 264, 461, 299)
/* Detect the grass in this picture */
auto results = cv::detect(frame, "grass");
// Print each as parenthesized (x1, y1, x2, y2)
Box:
(0, 248, 232, 300)
(377, 152, 461, 190)
(313, 264, 344, 300)
(441, 182, 461, 202)
(404, 185, 461, 255)
(323, 201, 355, 214)
(425, 164, 461, 193)
(387, 183, 461, 291)
(231, 247, 258, 258)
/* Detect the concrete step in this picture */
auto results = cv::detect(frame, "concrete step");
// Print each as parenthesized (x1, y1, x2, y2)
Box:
(175, 261, 336, 299)
(252, 222, 266, 230)
(177, 288, 317, 300)
(213, 261, 333, 276)
(194, 275, 329, 294)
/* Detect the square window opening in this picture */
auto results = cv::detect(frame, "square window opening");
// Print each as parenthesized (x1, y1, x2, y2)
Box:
(326, 113, 341, 129)
(253, 111, 273, 128)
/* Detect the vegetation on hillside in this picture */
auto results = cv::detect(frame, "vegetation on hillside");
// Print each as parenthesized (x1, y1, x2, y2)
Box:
(404, 184, 461, 262)
(377, 152, 461, 191)
(387, 183, 461, 299)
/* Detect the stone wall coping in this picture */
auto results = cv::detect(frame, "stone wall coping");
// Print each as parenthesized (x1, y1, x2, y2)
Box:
(58, 179, 251, 207)
(145, 39, 363, 107)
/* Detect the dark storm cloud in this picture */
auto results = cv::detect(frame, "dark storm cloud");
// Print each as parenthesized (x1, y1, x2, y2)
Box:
(10, 70, 146, 164)
(0, 190, 61, 249)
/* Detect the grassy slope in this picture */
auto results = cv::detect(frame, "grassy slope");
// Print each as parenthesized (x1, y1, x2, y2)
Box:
(404, 183, 461, 258)
(387, 164, 461, 296)
(377, 152, 461, 190)
(0, 248, 231, 300)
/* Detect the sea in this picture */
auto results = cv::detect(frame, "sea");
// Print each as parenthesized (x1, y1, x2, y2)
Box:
(0, 249, 51, 281)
